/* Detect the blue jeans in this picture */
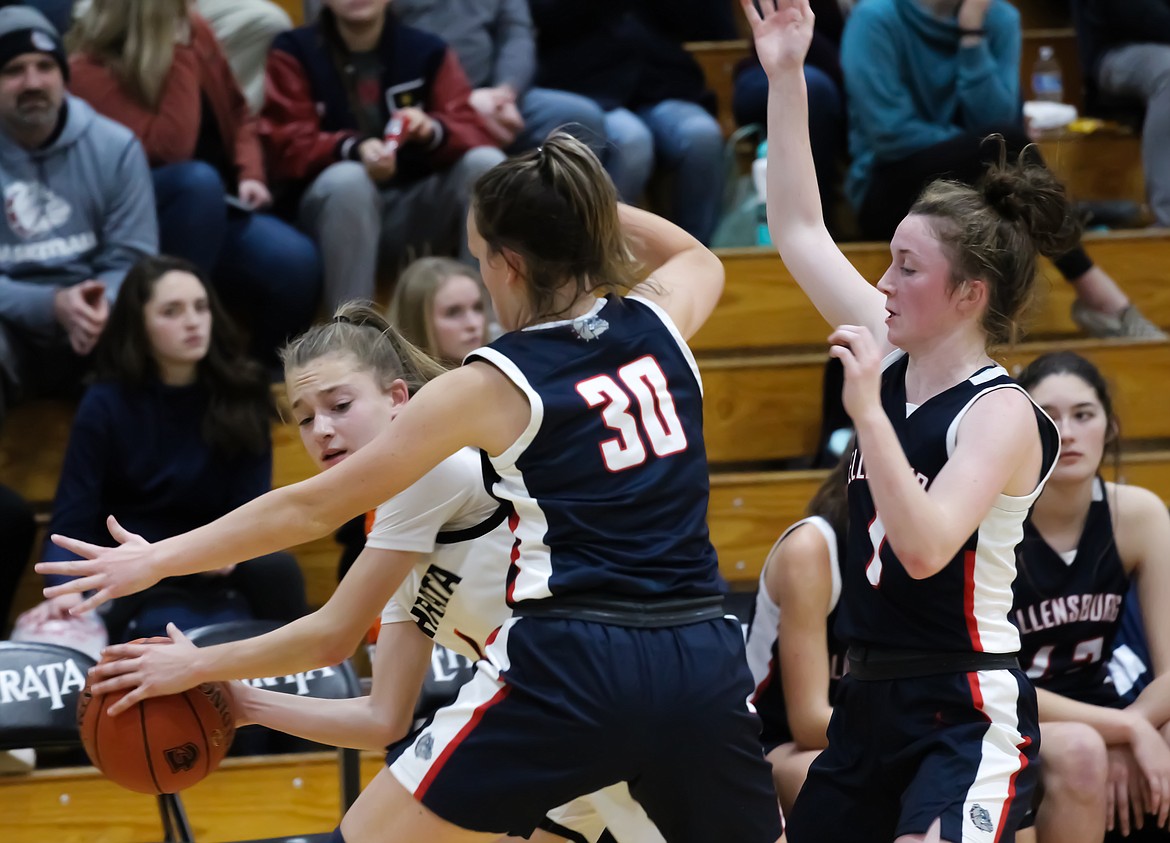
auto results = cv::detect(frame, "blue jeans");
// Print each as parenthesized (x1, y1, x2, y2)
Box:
(152, 162, 321, 366)
(604, 100, 725, 244)
(733, 63, 843, 222)
(514, 86, 607, 160)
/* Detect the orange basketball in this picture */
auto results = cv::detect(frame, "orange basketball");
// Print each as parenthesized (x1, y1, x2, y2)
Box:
(77, 680, 236, 794)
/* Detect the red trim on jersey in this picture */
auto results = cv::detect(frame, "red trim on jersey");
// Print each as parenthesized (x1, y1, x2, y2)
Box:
(415, 684, 511, 798)
(965, 671, 989, 719)
(994, 736, 1031, 843)
(963, 549, 984, 651)
(453, 629, 483, 660)
(505, 510, 521, 605)
(485, 625, 503, 648)
(750, 657, 776, 706)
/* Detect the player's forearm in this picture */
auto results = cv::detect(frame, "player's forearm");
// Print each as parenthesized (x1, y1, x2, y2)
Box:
(235, 685, 404, 752)
(853, 409, 953, 578)
(766, 65, 825, 241)
(1037, 686, 1147, 745)
(1131, 674, 1170, 728)
(190, 614, 359, 688)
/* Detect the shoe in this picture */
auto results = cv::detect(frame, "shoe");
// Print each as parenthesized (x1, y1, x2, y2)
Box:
(1071, 300, 1167, 340)
(0, 748, 35, 775)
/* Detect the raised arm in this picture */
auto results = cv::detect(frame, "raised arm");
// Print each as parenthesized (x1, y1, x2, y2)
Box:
(623, 204, 724, 340)
(744, 0, 887, 338)
(39, 362, 528, 612)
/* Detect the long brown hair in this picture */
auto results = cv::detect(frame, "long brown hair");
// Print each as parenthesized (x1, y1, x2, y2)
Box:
(389, 257, 488, 362)
(471, 132, 641, 325)
(68, 0, 186, 109)
(95, 254, 271, 457)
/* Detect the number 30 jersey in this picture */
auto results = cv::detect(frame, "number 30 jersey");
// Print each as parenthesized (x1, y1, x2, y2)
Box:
(466, 294, 722, 607)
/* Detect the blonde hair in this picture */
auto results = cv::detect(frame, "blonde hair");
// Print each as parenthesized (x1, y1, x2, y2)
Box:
(68, 0, 187, 109)
(389, 257, 487, 361)
(281, 301, 448, 395)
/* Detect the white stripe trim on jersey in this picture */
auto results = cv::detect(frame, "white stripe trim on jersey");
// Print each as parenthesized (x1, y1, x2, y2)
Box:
(520, 296, 607, 331)
(467, 346, 546, 469)
(627, 293, 704, 396)
(962, 670, 1031, 843)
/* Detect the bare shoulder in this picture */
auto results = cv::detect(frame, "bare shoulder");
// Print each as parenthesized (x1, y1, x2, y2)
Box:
(768, 523, 834, 607)
(1108, 482, 1170, 547)
(957, 386, 1039, 447)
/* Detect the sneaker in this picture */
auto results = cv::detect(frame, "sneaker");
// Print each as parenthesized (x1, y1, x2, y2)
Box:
(1071, 300, 1167, 340)
(0, 748, 35, 774)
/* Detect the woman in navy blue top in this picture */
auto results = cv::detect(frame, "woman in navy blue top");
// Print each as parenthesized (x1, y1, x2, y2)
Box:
(28, 255, 306, 641)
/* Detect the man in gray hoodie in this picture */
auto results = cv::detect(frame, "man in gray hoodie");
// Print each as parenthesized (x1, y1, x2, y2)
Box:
(0, 6, 157, 422)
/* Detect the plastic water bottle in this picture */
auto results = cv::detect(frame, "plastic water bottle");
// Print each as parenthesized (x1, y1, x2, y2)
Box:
(752, 140, 771, 247)
(1031, 46, 1064, 103)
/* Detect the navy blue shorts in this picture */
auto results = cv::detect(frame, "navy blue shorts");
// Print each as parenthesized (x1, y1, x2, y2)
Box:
(387, 615, 783, 841)
(785, 669, 1039, 843)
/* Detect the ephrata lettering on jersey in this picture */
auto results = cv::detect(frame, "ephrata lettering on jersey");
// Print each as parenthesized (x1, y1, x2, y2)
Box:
(1014, 593, 1123, 634)
(412, 564, 463, 636)
(847, 449, 930, 489)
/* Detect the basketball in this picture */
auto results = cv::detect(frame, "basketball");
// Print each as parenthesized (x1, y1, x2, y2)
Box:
(77, 680, 236, 794)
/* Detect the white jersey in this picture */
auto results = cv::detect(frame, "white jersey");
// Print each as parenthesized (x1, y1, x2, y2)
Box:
(371, 448, 512, 657)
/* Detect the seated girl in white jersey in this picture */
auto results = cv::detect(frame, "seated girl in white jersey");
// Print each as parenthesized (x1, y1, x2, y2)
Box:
(744, 451, 850, 815)
(1008, 352, 1170, 843)
(748, 1, 1077, 840)
(39, 133, 784, 843)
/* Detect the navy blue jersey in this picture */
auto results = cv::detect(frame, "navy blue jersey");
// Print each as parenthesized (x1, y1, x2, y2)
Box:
(838, 351, 1060, 653)
(467, 295, 722, 605)
(1013, 477, 1130, 706)
(745, 517, 848, 749)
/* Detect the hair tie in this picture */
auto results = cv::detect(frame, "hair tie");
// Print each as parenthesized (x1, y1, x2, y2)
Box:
(333, 314, 353, 325)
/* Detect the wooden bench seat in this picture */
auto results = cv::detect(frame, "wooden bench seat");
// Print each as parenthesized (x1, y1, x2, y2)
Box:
(697, 230, 1170, 353)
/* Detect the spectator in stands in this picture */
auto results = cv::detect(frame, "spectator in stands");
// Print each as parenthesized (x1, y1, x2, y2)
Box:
(528, 0, 725, 245)
(0, 483, 34, 633)
(841, 0, 1164, 340)
(732, 0, 845, 230)
(0, 6, 156, 425)
(25, 254, 307, 642)
(68, 0, 322, 371)
(386, 0, 608, 164)
(1075, 0, 1170, 229)
(195, 0, 292, 114)
(262, 0, 504, 312)
(389, 256, 488, 366)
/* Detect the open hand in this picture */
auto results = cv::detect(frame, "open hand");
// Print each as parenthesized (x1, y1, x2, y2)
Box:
(742, 0, 815, 78)
(35, 516, 160, 614)
(89, 623, 200, 716)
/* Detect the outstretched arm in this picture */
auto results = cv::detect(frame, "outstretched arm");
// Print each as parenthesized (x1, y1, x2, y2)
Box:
(234, 620, 433, 751)
(38, 362, 527, 613)
(744, 0, 887, 340)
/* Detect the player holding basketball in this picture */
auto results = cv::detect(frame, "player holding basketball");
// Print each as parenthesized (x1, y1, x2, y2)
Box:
(40, 133, 784, 843)
(86, 302, 664, 843)
(1011, 352, 1170, 841)
(748, 0, 1079, 840)
(744, 452, 850, 816)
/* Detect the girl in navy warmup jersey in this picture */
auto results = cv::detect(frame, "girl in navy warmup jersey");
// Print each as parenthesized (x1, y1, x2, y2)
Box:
(1012, 352, 1170, 842)
(749, 0, 1084, 840)
(39, 133, 784, 843)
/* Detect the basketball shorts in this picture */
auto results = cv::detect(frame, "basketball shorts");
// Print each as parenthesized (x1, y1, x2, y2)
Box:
(386, 615, 783, 842)
(785, 669, 1039, 843)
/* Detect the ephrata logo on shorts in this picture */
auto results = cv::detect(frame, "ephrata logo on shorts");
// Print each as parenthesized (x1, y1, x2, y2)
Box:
(163, 743, 200, 774)
(414, 733, 434, 761)
(969, 804, 994, 834)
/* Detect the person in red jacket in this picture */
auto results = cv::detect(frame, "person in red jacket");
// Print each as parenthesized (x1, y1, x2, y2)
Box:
(67, 0, 321, 370)
(262, 0, 505, 311)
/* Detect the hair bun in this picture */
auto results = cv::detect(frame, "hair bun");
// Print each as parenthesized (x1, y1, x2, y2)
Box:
(976, 142, 1081, 260)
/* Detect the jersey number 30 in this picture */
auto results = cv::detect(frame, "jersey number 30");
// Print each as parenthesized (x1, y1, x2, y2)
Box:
(577, 356, 688, 472)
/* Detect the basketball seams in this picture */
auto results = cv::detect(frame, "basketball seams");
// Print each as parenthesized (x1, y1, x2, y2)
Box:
(139, 698, 164, 794)
(180, 687, 212, 781)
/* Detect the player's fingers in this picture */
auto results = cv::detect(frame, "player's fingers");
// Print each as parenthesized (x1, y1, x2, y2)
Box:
(1156, 775, 1169, 828)
(740, 0, 763, 25)
(1118, 779, 1132, 837)
(47, 534, 107, 559)
(40, 573, 102, 599)
(166, 622, 190, 645)
(1106, 782, 1116, 832)
(106, 515, 144, 545)
(106, 684, 151, 717)
(71, 588, 114, 616)
(93, 644, 145, 665)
